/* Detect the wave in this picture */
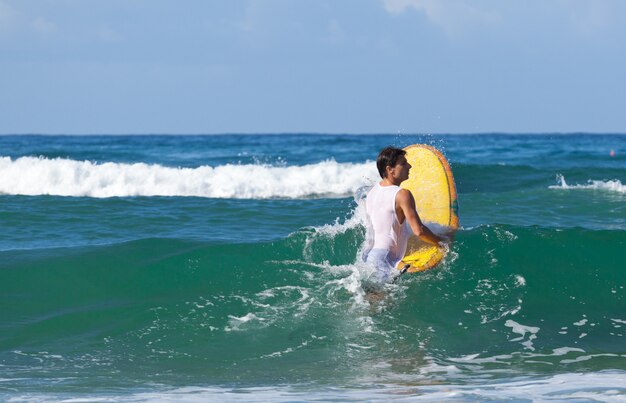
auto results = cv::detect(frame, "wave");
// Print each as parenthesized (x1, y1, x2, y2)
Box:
(1, 224, 625, 388)
(0, 156, 378, 199)
(550, 174, 625, 193)
(3, 224, 624, 338)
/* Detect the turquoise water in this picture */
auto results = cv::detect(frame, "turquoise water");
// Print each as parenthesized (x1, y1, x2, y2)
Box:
(1, 134, 625, 401)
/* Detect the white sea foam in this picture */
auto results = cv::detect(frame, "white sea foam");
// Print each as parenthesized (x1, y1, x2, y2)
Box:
(0, 156, 378, 199)
(550, 174, 626, 193)
(611, 318, 626, 325)
(11, 372, 626, 402)
(448, 347, 587, 365)
(225, 313, 264, 331)
(505, 319, 540, 351)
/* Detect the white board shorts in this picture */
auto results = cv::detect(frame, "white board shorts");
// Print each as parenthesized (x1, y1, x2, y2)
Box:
(363, 248, 396, 283)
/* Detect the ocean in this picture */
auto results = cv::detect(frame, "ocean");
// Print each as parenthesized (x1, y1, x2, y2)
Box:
(1, 133, 625, 401)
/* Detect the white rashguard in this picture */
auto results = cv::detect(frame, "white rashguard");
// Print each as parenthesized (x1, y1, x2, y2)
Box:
(363, 183, 411, 281)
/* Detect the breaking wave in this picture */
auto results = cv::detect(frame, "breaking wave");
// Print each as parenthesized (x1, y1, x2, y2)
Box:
(0, 156, 378, 199)
(550, 174, 625, 193)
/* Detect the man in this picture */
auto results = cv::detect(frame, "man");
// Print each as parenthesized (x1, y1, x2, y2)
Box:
(363, 146, 443, 282)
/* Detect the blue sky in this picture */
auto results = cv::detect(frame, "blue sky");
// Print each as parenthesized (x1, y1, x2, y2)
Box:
(1, 0, 625, 134)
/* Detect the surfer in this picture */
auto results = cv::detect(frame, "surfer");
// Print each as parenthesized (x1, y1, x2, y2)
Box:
(363, 146, 443, 283)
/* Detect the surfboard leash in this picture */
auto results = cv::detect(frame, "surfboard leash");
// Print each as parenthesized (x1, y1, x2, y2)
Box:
(392, 264, 411, 284)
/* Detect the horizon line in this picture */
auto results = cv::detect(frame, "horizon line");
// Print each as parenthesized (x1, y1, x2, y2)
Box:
(2, 132, 626, 136)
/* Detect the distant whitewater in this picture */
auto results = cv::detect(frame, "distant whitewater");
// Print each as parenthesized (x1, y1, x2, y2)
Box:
(0, 156, 378, 199)
(551, 174, 625, 193)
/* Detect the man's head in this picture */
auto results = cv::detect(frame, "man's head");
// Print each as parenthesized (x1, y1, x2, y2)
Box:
(376, 146, 407, 179)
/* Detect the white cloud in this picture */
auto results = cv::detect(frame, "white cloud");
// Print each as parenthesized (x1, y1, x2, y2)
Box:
(98, 26, 122, 43)
(0, 1, 15, 34)
(327, 19, 347, 44)
(233, 2, 274, 48)
(32, 16, 57, 36)
(564, 0, 611, 36)
(382, 0, 500, 35)
(0, 0, 11, 19)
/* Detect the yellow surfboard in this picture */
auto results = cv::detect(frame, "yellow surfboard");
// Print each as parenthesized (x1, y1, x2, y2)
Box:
(399, 144, 459, 273)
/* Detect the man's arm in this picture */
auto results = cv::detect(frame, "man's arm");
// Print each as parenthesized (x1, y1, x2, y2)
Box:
(396, 189, 443, 246)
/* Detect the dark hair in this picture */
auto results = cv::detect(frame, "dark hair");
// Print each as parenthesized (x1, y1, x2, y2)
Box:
(376, 146, 406, 178)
